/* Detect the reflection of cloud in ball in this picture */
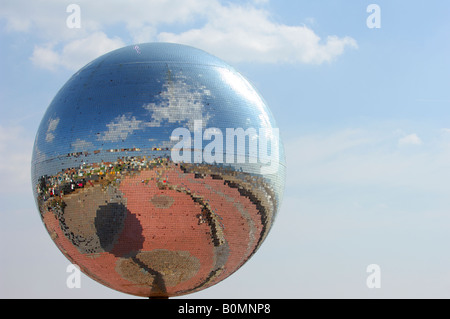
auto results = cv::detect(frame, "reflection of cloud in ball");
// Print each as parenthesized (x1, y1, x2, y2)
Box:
(45, 117, 59, 142)
(143, 74, 212, 130)
(98, 115, 143, 143)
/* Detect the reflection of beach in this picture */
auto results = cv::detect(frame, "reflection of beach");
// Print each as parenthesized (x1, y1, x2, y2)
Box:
(60, 183, 128, 254)
(38, 159, 278, 297)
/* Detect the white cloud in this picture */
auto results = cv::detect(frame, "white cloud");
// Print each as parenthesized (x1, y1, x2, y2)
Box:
(59, 32, 124, 70)
(3, 0, 357, 71)
(31, 32, 125, 71)
(30, 44, 61, 71)
(98, 114, 143, 142)
(158, 3, 357, 64)
(1, 0, 213, 43)
(398, 133, 422, 146)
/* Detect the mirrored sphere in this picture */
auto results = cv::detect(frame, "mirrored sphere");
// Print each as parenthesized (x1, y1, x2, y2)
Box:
(31, 43, 286, 297)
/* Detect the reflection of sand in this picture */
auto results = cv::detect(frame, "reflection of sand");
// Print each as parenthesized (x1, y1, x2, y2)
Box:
(116, 249, 201, 293)
(60, 184, 126, 254)
(180, 162, 278, 248)
(39, 160, 277, 297)
(150, 194, 174, 208)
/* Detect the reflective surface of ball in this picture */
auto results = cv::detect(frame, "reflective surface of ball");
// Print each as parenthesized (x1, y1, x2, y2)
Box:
(31, 43, 285, 297)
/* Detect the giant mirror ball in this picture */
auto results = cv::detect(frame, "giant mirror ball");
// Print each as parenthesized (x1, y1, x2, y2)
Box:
(31, 43, 286, 298)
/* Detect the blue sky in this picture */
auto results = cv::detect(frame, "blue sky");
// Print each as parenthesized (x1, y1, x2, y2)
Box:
(1, 0, 450, 298)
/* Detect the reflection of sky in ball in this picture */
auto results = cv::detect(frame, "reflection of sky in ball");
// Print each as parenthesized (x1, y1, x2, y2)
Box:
(31, 43, 286, 298)
(32, 43, 285, 183)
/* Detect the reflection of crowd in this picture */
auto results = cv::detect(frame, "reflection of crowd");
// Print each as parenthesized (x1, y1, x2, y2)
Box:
(65, 147, 171, 158)
(36, 156, 171, 200)
(38, 176, 90, 199)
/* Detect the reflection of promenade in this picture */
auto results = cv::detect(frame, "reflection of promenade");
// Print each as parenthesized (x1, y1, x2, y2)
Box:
(36, 156, 170, 200)
(63, 147, 167, 159)
(37, 154, 278, 297)
(36, 155, 278, 221)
